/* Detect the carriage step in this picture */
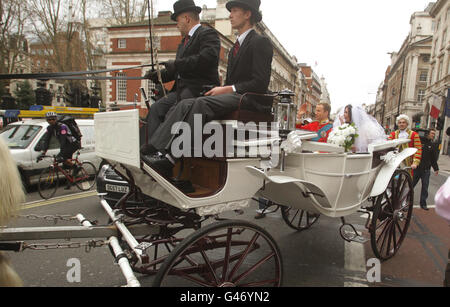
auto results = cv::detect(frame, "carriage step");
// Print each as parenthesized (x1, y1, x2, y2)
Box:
(349, 235, 369, 244)
(341, 231, 369, 244)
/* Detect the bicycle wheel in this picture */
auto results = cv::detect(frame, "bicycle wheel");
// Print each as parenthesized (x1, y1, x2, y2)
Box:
(74, 162, 97, 191)
(38, 166, 59, 199)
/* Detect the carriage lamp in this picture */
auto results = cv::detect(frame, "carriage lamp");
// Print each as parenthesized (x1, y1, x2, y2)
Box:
(275, 89, 297, 139)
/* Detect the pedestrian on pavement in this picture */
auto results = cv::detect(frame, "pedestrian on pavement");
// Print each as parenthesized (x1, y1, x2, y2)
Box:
(255, 198, 276, 219)
(413, 128, 439, 211)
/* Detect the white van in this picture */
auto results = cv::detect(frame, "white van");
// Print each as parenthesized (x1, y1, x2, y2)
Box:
(0, 118, 101, 189)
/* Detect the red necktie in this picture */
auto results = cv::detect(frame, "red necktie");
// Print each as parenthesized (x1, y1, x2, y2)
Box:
(184, 35, 190, 47)
(233, 40, 240, 57)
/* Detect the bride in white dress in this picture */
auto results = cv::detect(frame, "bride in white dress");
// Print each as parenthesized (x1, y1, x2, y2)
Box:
(333, 104, 387, 153)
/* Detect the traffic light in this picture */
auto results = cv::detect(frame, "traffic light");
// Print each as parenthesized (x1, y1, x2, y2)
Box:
(35, 88, 52, 106)
(436, 117, 444, 131)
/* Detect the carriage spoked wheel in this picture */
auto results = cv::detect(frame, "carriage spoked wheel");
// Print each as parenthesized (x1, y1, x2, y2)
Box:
(370, 169, 414, 261)
(152, 220, 283, 287)
(106, 216, 184, 276)
(281, 206, 320, 231)
(127, 235, 184, 276)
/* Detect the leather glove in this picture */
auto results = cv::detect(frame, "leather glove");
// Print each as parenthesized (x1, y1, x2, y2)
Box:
(163, 60, 176, 78)
(144, 70, 159, 83)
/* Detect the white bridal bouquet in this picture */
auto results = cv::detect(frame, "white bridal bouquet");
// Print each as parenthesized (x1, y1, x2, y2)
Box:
(327, 123, 359, 152)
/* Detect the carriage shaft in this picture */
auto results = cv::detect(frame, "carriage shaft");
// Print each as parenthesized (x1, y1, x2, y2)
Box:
(0, 224, 158, 242)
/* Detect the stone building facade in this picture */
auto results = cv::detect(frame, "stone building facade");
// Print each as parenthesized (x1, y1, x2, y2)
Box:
(380, 6, 434, 131)
(425, 0, 449, 155)
(104, 0, 318, 112)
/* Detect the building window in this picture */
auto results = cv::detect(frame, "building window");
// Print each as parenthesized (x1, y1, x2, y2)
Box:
(419, 71, 428, 82)
(147, 75, 156, 98)
(118, 39, 127, 49)
(422, 55, 430, 63)
(418, 89, 425, 103)
(442, 30, 447, 49)
(117, 73, 127, 102)
(439, 57, 444, 80)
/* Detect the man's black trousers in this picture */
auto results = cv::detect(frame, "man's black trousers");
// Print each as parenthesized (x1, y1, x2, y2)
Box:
(412, 168, 431, 207)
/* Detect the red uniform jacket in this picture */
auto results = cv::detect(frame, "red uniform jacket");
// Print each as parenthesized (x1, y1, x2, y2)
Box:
(297, 120, 333, 143)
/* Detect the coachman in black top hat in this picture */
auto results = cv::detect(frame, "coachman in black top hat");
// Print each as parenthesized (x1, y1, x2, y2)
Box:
(171, 0, 203, 21)
(226, 0, 263, 23)
(143, 0, 273, 185)
(142, 0, 221, 156)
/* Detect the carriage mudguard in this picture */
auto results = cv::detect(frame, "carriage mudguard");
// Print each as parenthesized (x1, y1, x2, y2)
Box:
(246, 166, 332, 209)
(369, 147, 417, 197)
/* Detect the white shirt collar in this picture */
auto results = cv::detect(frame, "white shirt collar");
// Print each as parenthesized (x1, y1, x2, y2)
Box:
(399, 130, 409, 139)
(237, 28, 254, 46)
(188, 23, 202, 37)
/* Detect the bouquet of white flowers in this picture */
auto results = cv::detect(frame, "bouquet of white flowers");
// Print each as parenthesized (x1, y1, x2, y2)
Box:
(327, 123, 359, 152)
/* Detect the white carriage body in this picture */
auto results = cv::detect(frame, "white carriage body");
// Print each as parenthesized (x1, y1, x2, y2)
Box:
(94, 110, 415, 219)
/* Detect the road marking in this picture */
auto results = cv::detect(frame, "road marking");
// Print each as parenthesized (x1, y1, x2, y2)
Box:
(21, 191, 98, 210)
(344, 231, 368, 287)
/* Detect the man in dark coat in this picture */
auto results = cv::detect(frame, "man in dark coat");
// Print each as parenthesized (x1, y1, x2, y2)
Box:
(413, 128, 440, 210)
(142, 0, 221, 154)
(143, 0, 273, 179)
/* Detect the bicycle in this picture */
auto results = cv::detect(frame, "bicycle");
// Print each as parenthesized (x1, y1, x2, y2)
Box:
(37, 151, 97, 200)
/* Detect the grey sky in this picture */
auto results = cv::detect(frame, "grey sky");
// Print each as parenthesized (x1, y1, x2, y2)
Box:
(156, 0, 433, 112)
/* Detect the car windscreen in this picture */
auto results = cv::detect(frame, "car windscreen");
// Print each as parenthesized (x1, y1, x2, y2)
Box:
(0, 125, 42, 149)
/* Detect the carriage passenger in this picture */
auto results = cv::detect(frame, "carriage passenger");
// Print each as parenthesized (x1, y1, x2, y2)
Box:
(141, 0, 221, 155)
(142, 0, 274, 181)
(332, 104, 387, 153)
(296, 102, 333, 143)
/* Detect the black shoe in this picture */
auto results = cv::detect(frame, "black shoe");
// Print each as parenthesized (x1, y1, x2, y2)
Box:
(142, 154, 174, 179)
(140, 144, 157, 156)
(254, 213, 266, 220)
(420, 204, 429, 211)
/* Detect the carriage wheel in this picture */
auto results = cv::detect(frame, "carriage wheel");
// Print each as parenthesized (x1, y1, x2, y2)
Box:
(370, 169, 414, 261)
(153, 220, 283, 287)
(128, 235, 184, 276)
(281, 206, 320, 231)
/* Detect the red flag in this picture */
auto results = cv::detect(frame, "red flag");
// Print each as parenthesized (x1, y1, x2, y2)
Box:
(430, 95, 441, 119)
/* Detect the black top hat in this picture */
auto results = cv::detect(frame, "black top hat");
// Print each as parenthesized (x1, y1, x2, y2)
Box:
(171, 0, 202, 21)
(226, 0, 262, 23)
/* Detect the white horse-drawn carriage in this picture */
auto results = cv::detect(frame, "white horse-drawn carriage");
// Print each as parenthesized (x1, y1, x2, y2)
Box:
(1, 91, 416, 287)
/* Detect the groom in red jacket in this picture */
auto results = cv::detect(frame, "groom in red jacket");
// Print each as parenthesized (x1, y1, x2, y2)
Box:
(296, 102, 333, 143)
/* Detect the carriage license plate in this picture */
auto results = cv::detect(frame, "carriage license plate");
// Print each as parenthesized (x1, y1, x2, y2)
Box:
(106, 184, 129, 194)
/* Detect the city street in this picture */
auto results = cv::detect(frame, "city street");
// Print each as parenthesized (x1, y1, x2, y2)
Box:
(3, 165, 449, 288)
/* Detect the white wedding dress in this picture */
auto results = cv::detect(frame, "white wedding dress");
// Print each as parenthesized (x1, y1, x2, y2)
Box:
(333, 105, 387, 153)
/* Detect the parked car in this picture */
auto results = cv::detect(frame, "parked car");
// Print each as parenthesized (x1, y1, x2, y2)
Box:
(96, 163, 153, 207)
(0, 118, 101, 190)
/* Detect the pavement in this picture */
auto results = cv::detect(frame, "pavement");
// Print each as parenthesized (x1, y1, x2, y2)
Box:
(438, 154, 450, 175)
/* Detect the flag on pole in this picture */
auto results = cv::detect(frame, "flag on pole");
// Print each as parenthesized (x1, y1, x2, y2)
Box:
(430, 94, 441, 119)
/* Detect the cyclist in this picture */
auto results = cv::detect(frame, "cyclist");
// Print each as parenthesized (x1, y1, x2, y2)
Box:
(38, 112, 81, 189)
